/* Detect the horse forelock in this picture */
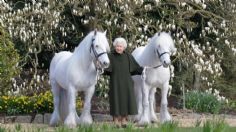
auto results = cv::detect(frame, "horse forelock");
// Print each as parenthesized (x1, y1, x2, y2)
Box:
(154, 32, 175, 52)
(93, 31, 110, 52)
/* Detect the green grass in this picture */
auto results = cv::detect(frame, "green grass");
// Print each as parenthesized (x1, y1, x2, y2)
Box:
(0, 121, 236, 132)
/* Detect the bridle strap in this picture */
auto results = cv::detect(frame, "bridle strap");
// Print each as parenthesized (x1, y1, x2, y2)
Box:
(159, 51, 170, 58)
(151, 48, 170, 69)
(156, 49, 170, 58)
(90, 37, 107, 60)
(90, 36, 107, 74)
(152, 64, 162, 69)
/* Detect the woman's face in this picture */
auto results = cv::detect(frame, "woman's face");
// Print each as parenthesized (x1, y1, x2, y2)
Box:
(115, 43, 125, 54)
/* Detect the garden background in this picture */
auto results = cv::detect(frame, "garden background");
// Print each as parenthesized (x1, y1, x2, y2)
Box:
(0, 0, 236, 118)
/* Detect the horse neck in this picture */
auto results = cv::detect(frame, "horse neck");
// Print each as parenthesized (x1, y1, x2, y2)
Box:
(71, 36, 95, 70)
(141, 41, 162, 67)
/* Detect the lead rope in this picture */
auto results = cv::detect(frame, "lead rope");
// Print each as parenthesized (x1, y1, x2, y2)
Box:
(96, 70, 100, 81)
(141, 64, 165, 81)
(169, 65, 174, 82)
(96, 69, 104, 81)
(141, 66, 147, 81)
(95, 60, 104, 81)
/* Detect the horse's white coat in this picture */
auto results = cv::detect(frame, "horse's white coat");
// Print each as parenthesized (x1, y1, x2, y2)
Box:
(132, 32, 176, 125)
(49, 31, 110, 128)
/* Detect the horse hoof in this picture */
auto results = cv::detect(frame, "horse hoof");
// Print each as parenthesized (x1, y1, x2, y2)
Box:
(79, 120, 93, 125)
(160, 115, 172, 123)
(151, 117, 158, 123)
(64, 114, 77, 128)
(138, 121, 150, 126)
(138, 117, 150, 125)
(64, 118, 77, 128)
(134, 115, 141, 123)
(49, 122, 58, 127)
(49, 119, 59, 127)
(65, 123, 77, 128)
(49, 112, 60, 127)
(79, 115, 93, 125)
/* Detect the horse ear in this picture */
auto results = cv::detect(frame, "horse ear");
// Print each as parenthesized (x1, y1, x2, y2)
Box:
(157, 32, 160, 36)
(171, 47, 177, 55)
(104, 30, 107, 35)
(94, 28, 97, 35)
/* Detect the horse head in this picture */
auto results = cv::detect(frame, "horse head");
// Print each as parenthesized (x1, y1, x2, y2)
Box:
(154, 32, 176, 67)
(90, 29, 110, 69)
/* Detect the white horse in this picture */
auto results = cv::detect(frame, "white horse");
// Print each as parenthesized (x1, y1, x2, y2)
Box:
(49, 30, 110, 128)
(132, 32, 176, 125)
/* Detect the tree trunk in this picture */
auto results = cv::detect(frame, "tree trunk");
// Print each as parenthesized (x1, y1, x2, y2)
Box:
(193, 71, 201, 90)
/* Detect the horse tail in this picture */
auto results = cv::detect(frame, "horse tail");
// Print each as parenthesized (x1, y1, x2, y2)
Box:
(59, 88, 69, 122)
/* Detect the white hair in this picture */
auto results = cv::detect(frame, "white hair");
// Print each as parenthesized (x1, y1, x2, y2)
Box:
(113, 37, 127, 49)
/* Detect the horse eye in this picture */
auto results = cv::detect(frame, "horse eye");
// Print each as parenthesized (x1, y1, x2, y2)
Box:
(95, 45, 99, 48)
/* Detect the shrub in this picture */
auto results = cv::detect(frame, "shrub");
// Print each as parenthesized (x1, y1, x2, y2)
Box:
(0, 91, 83, 115)
(0, 26, 20, 95)
(185, 89, 228, 114)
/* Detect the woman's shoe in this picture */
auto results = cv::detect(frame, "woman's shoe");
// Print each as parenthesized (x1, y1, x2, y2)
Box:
(121, 116, 128, 128)
(113, 116, 121, 128)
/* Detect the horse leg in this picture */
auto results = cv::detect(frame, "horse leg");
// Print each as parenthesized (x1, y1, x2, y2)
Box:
(134, 80, 142, 122)
(149, 87, 158, 123)
(64, 86, 77, 128)
(79, 85, 95, 125)
(49, 81, 61, 126)
(59, 88, 80, 124)
(138, 82, 151, 125)
(160, 83, 172, 123)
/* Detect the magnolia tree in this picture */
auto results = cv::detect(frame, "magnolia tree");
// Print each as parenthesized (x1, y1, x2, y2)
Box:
(0, 0, 71, 94)
(215, 0, 236, 99)
(0, 0, 235, 98)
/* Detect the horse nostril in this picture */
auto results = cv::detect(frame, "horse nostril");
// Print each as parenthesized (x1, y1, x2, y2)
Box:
(103, 62, 108, 66)
(163, 61, 170, 68)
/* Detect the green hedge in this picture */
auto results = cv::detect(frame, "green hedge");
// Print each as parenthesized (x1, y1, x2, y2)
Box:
(0, 91, 83, 115)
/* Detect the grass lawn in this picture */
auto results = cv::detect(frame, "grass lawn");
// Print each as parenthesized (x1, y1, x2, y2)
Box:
(1, 121, 236, 132)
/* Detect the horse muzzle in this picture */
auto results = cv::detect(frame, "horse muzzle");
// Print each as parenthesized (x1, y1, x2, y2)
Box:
(98, 60, 110, 68)
(102, 61, 110, 68)
(163, 60, 170, 68)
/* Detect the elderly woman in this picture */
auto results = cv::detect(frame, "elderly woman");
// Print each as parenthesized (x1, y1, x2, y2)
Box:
(104, 37, 143, 127)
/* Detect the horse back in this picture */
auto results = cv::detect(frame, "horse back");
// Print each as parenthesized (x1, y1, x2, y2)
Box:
(132, 46, 145, 64)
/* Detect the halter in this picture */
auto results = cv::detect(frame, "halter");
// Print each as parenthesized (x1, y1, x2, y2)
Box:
(90, 35, 108, 74)
(141, 49, 170, 81)
(156, 48, 170, 58)
(90, 37, 107, 60)
(146, 48, 170, 69)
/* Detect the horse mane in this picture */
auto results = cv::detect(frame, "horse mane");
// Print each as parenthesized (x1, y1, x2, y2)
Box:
(73, 31, 94, 53)
(73, 31, 110, 53)
(157, 32, 174, 49)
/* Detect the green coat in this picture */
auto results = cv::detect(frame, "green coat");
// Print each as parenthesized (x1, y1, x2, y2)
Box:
(104, 50, 143, 116)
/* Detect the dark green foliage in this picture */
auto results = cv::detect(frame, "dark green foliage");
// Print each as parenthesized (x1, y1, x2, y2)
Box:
(0, 26, 20, 95)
